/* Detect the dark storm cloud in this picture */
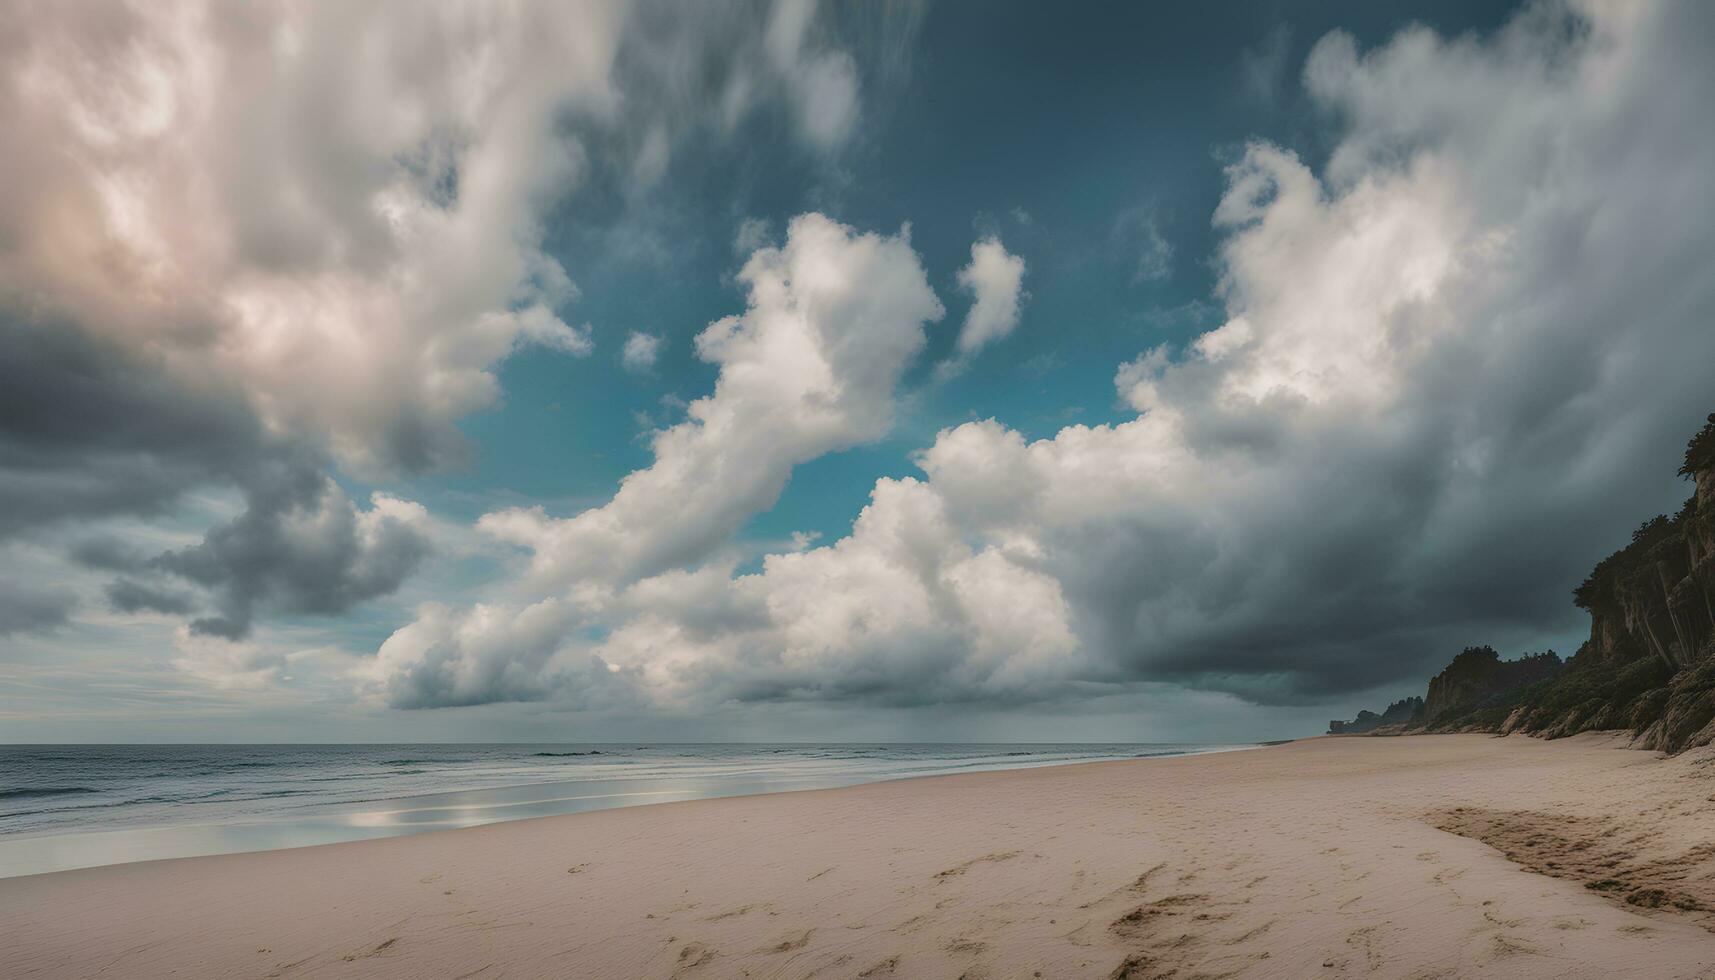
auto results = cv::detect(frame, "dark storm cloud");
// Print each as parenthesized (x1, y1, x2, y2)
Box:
(0, 312, 434, 641)
(0, 313, 262, 537)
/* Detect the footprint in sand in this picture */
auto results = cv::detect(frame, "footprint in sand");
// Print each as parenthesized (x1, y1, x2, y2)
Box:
(935, 851, 1021, 879)
(762, 928, 813, 953)
(857, 954, 900, 976)
(1106, 952, 1157, 979)
(672, 942, 716, 974)
(1078, 862, 1167, 909)
(264, 953, 315, 978)
(1345, 925, 1382, 972)
(890, 913, 926, 934)
(341, 937, 400, 962)
(1230, 918, 1277, 943)
(1109, 894, 1209, 940)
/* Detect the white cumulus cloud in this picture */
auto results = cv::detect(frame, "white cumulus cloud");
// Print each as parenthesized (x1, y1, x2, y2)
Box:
(369, 213, 945, 707)
(952, 236, 1028, 358)
(622, 331, 664, 373)
(478, 213, 943, 591)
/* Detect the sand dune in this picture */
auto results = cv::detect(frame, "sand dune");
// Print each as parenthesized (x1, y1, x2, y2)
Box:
(5, 734, 1715, 978)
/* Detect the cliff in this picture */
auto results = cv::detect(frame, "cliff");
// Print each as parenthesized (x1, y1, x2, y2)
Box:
(1420, 647, 1562, 727)
(1332, 413, 1715, 752)
(1329, 696, 1422, 734)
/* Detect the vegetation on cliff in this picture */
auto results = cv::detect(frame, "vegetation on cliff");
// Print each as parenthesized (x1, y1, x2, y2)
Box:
(1681, 412, 1715, 479)
(1331, 412, 1715, 752)
(1329, 696, 1422, 734)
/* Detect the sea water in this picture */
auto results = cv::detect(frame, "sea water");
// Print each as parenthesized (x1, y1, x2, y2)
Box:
(0, 742, 1248, 878)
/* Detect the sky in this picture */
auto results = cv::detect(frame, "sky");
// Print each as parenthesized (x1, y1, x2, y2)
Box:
(2, 0, 1712, 743)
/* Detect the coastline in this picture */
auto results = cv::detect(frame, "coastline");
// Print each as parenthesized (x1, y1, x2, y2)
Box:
(0, 743, 1248, 879)
(6, 734, 1715, 978)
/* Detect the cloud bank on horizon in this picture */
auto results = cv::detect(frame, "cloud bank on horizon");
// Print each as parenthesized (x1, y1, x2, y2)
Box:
(2, 0, 1712, 736)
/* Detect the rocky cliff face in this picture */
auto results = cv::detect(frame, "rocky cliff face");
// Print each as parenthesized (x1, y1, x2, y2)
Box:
(1334, 414, 1715, 753)
(1573, 484, 1715, 672)
(1421, 647, 1561, 724)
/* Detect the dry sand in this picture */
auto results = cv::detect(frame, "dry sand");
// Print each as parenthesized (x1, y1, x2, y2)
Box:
(5, 733, 1715, 979)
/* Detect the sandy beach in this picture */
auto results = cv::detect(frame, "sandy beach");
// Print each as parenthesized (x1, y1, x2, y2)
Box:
(5, 734, 1715, 979)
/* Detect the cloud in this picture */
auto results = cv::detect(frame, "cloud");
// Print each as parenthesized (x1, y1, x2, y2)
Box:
(764, 0, 860, 149)
(46, 436, 433, 640)
(153, 481, 431, 640)
(0, 3, 623, 480)
(622, 331, 664, 373)
(169, 628, 289, 691)
(105, 579, 196, 616)
(367, 599, 647, 710)
(0, 1, 906, 656)
(478, 213, 942, 591)
(942, 236, 1027, 376)
(71, 450, 432, 640)
(0, 313, 268, 537)
(1111, 208, 1174, 284)
(0, 586, 76, 638)
(371, 212, 945, 706)
(1239, 24, 1294, 105)
(367, 1, 1715, 711)
(734, 217, 771, 255)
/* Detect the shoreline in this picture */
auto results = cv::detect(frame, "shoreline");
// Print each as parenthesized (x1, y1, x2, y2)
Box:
(7, 734, 1715, 978)
(0, 742, 1257, 880)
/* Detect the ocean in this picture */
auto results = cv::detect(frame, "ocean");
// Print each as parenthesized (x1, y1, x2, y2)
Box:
(0, 742, 1250, 878)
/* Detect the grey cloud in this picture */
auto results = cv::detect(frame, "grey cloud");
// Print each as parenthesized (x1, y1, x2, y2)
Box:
(382, 653, 638, 712)
(0, 585, 75, 638)
(1239, 24, 1293, 105)
(0, 313, 263, 537)
(152, 463, 431, 640)
(0, 312, 431, 641)
(69, 538, 150, 573)
(1110, 207, 1174, 284)
(104, 580, 197, 617)
(370, 600, 648, 710)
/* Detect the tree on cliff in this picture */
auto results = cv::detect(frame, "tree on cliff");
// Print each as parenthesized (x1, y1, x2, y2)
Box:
(1682, 412, 1715, 479)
